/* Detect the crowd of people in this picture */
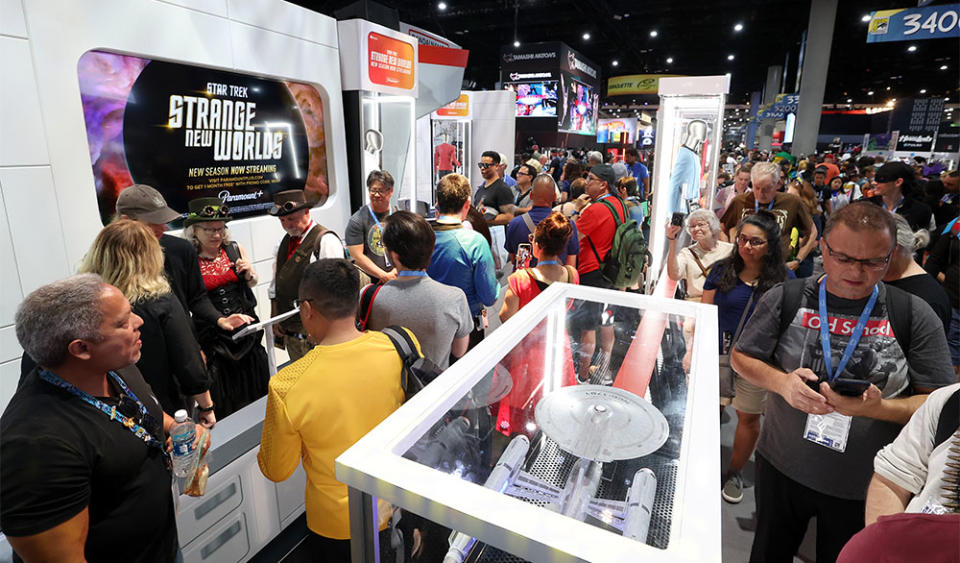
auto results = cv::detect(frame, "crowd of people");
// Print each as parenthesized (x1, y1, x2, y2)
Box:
(1, 140, 958, 562)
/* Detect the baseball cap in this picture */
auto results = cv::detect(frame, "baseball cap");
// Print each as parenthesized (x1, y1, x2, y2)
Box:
(115, 184, 182, 224)
(589, 163, 617, 188)
(874, 161, 913, 184)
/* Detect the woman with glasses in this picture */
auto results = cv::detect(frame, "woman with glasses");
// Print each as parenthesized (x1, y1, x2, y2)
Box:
(80, 219, 216, 427)
(183, 198, 268, 419)
(497, 212, 579, 436)
(665, 209, 733, 302)
(702, 211, 793, 504)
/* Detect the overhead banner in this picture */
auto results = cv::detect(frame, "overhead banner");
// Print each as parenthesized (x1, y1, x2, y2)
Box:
(896, 131, 936, 152)
(866, 5, 960, 43)
(339, 19, 419, 96)
(756, 93, 799, 120)
(77, 51, 328, 225)
(607, 74, 683, 96)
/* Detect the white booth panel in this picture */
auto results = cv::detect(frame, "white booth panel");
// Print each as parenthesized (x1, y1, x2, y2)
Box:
(0, 326, 20, 365)
(0, 167, 70, 294)
(227, 0, 338, 48)
(0, 0, 27, 38)
(0, 189, 22, 327)
(0, 36, 49, 166)
(0, 359, 19, 414)
(158, 0, 228, 18)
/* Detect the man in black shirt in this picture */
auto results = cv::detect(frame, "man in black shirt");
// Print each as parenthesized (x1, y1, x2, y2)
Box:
(116, 184, 251, 333)
(475, 150, 516, 225)
(2, 274, 179, 562)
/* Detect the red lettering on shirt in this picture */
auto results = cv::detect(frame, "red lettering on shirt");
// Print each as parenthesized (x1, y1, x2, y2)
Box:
(800, 311, 893, 338)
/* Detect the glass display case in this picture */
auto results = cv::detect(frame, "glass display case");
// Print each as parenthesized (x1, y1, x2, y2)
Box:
(647, 76, 729, 289)
(337, 283, 720, 562)
(359, 91, 416, 210)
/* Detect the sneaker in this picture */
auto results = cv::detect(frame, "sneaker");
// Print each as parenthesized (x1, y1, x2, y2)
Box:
(721, 472, 744, 504)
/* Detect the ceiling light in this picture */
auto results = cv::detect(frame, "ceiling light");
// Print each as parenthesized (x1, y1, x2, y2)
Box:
(867, 90, 874, 95)
(438, 1, 447, 10)
(734, 23, 743, 32)
(886, 86, 891, 91)
(582, 32, 591, 40)
(727, 54, 735, 61)
(947, 97, 951, 101)
(907, 45, 917, 52)
(666, 57, 674, 64)
(650, 30, 658, 37)
(846, 98, 852, 103)
(941, 65, 949, 70)
(861, 14, 871, 22)
(612, 60, 619, 67)
(513, 40, 520, 47)
(920, 89, 927, 94)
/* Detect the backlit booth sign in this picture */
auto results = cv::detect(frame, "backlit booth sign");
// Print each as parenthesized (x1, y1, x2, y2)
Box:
(77, 51, 328, 225)
(339, 19, 419, 97)
(607, 75, 684, 96)
(435, 93, 471, 119)
(597, 118, 638, 143)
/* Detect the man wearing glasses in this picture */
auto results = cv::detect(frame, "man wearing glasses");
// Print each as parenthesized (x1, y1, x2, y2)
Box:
(269, 189, 344, 362)
(731, 202, 954, 562)
(346, 170, 399, 285)
(475, 151, 516, 225)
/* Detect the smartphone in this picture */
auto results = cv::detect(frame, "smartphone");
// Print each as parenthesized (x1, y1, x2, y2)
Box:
(830, 378, 871, 397)
(516, 243, 532, 269)
(670, 212, 686, 226)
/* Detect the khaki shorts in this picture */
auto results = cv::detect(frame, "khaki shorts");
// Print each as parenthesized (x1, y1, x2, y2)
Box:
(731, 373, 768, 415)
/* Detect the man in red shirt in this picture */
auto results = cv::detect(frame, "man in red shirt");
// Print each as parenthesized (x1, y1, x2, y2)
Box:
(571, 163, 628, 381)
(821, 153, 841, 183)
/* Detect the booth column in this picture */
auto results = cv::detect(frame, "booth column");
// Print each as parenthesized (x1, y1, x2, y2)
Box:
(792, 0, 838, 156)
(758, 65, 783, 151)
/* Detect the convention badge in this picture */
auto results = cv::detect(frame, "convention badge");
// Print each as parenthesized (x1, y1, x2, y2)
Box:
(921, 500, 948, 515)
(803, 412, 852, 453)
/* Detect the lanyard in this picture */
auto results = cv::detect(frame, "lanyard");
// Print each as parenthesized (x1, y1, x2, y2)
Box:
(38, 368, 166, 452)
(754, 194, 775, 212)
(396, 270, 428, 277)
(882, 196, 904, 213)
(368, 206, 391, 267)
(537, 259, 559, 266)
(818, 277, 879, 382)
(942, 217, 960, 239)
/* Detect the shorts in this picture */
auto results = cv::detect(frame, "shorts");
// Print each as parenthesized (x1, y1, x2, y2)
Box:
(569, 269, 613, 332)
(949, 308, 960, 368)
(731, 373, 768, 415)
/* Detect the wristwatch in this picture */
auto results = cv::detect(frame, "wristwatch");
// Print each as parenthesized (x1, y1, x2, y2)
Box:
(198, 403, 215, 413)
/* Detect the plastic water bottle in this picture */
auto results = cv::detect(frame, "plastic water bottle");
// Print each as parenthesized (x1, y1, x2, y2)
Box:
(170, 409, 197, 478)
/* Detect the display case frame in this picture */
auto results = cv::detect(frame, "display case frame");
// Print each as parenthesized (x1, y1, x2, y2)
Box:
(336, 283, 720, 562)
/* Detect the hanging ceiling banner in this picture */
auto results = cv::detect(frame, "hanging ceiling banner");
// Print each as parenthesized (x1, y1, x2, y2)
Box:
(866, 4, 960, 43)
(607, 74, 684, 96)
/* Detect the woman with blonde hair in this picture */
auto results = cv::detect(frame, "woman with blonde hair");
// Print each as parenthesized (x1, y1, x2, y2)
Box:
(80, 219, 215, 427)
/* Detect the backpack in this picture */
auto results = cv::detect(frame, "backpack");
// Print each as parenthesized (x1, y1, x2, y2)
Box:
(778, 278, 913, 361)
(356, 282, 383, 331)
(381, 326, 443, 403)
(934, 387, 960, 450)
(585, 198, 647, 289)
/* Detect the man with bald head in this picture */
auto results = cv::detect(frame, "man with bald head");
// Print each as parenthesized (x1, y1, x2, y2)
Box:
(504, 174, 579, 268)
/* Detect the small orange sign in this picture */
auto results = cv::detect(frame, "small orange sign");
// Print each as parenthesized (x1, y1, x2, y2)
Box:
(367, 32, 415, 90)
(436, 94, 469, 117)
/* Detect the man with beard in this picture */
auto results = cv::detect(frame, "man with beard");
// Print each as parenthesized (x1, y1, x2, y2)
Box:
(269, 189, 345, 361)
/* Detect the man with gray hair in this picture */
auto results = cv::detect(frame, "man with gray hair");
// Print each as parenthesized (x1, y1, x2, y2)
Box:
(2, 274, 179, 562)
(720, 161, 818, 271)
(586, 151, 604, 168)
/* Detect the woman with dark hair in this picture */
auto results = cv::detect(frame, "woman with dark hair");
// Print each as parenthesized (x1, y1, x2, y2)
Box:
(554, 178, 587, 220)
(703, 211, 794, 504)
(559, 159, 584, 202)
(497, 212, 579, 436)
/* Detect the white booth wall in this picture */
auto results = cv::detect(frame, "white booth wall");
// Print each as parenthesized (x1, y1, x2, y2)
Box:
(0, 0, 353, 414)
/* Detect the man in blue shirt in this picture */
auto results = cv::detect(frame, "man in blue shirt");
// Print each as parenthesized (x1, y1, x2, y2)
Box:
(624, 147, 650, 200)
(504, 175, 579, 268)
(428, 173, 499, 349)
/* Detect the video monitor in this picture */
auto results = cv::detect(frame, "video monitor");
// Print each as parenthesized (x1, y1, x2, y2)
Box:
(510, 81, 559, 117)
(560, 77, 598, 135)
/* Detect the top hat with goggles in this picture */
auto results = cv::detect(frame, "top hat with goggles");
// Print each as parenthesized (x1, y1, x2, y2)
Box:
(184, 197, 233, 227)
(268, 190, 312, 217)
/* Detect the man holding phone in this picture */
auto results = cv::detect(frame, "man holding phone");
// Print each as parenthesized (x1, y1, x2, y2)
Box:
(730, 202, 954, 563)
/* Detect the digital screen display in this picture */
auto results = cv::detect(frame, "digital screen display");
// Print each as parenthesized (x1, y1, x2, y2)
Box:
(559, 78, 599, 135)
(509, 81, 559, 117)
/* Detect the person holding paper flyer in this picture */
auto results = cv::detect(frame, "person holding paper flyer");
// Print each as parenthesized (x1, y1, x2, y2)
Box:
(730, 202, 954, 562)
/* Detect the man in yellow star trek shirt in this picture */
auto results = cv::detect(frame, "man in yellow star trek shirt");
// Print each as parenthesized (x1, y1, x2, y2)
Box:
(258, 259, 417, 558)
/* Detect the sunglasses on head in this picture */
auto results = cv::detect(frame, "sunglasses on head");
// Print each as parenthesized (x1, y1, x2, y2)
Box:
(197, 204, 229, 218)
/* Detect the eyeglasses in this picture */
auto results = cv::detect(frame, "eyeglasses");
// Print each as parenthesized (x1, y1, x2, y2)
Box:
(688, 222, 709, 230)
(478, 162, 495, 170)
(117, 393, 159, 432)
(823, 238, 892, 270)
(293, 298, 314, 309)
(517, 171, 534, 176)
(737, 234, 768, 248)
(369, 188, 392, 196)
(197, 226, 226, 235)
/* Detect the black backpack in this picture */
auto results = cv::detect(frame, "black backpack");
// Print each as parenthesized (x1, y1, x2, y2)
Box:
(381, 326, 443, 403)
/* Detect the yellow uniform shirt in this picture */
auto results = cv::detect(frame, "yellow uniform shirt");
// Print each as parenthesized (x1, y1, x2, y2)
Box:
(257, 330, 412, 538)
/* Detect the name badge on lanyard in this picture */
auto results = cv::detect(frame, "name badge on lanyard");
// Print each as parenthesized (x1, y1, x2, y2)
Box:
(368, 206, 391, 268)
(803, 277, 879, 452)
